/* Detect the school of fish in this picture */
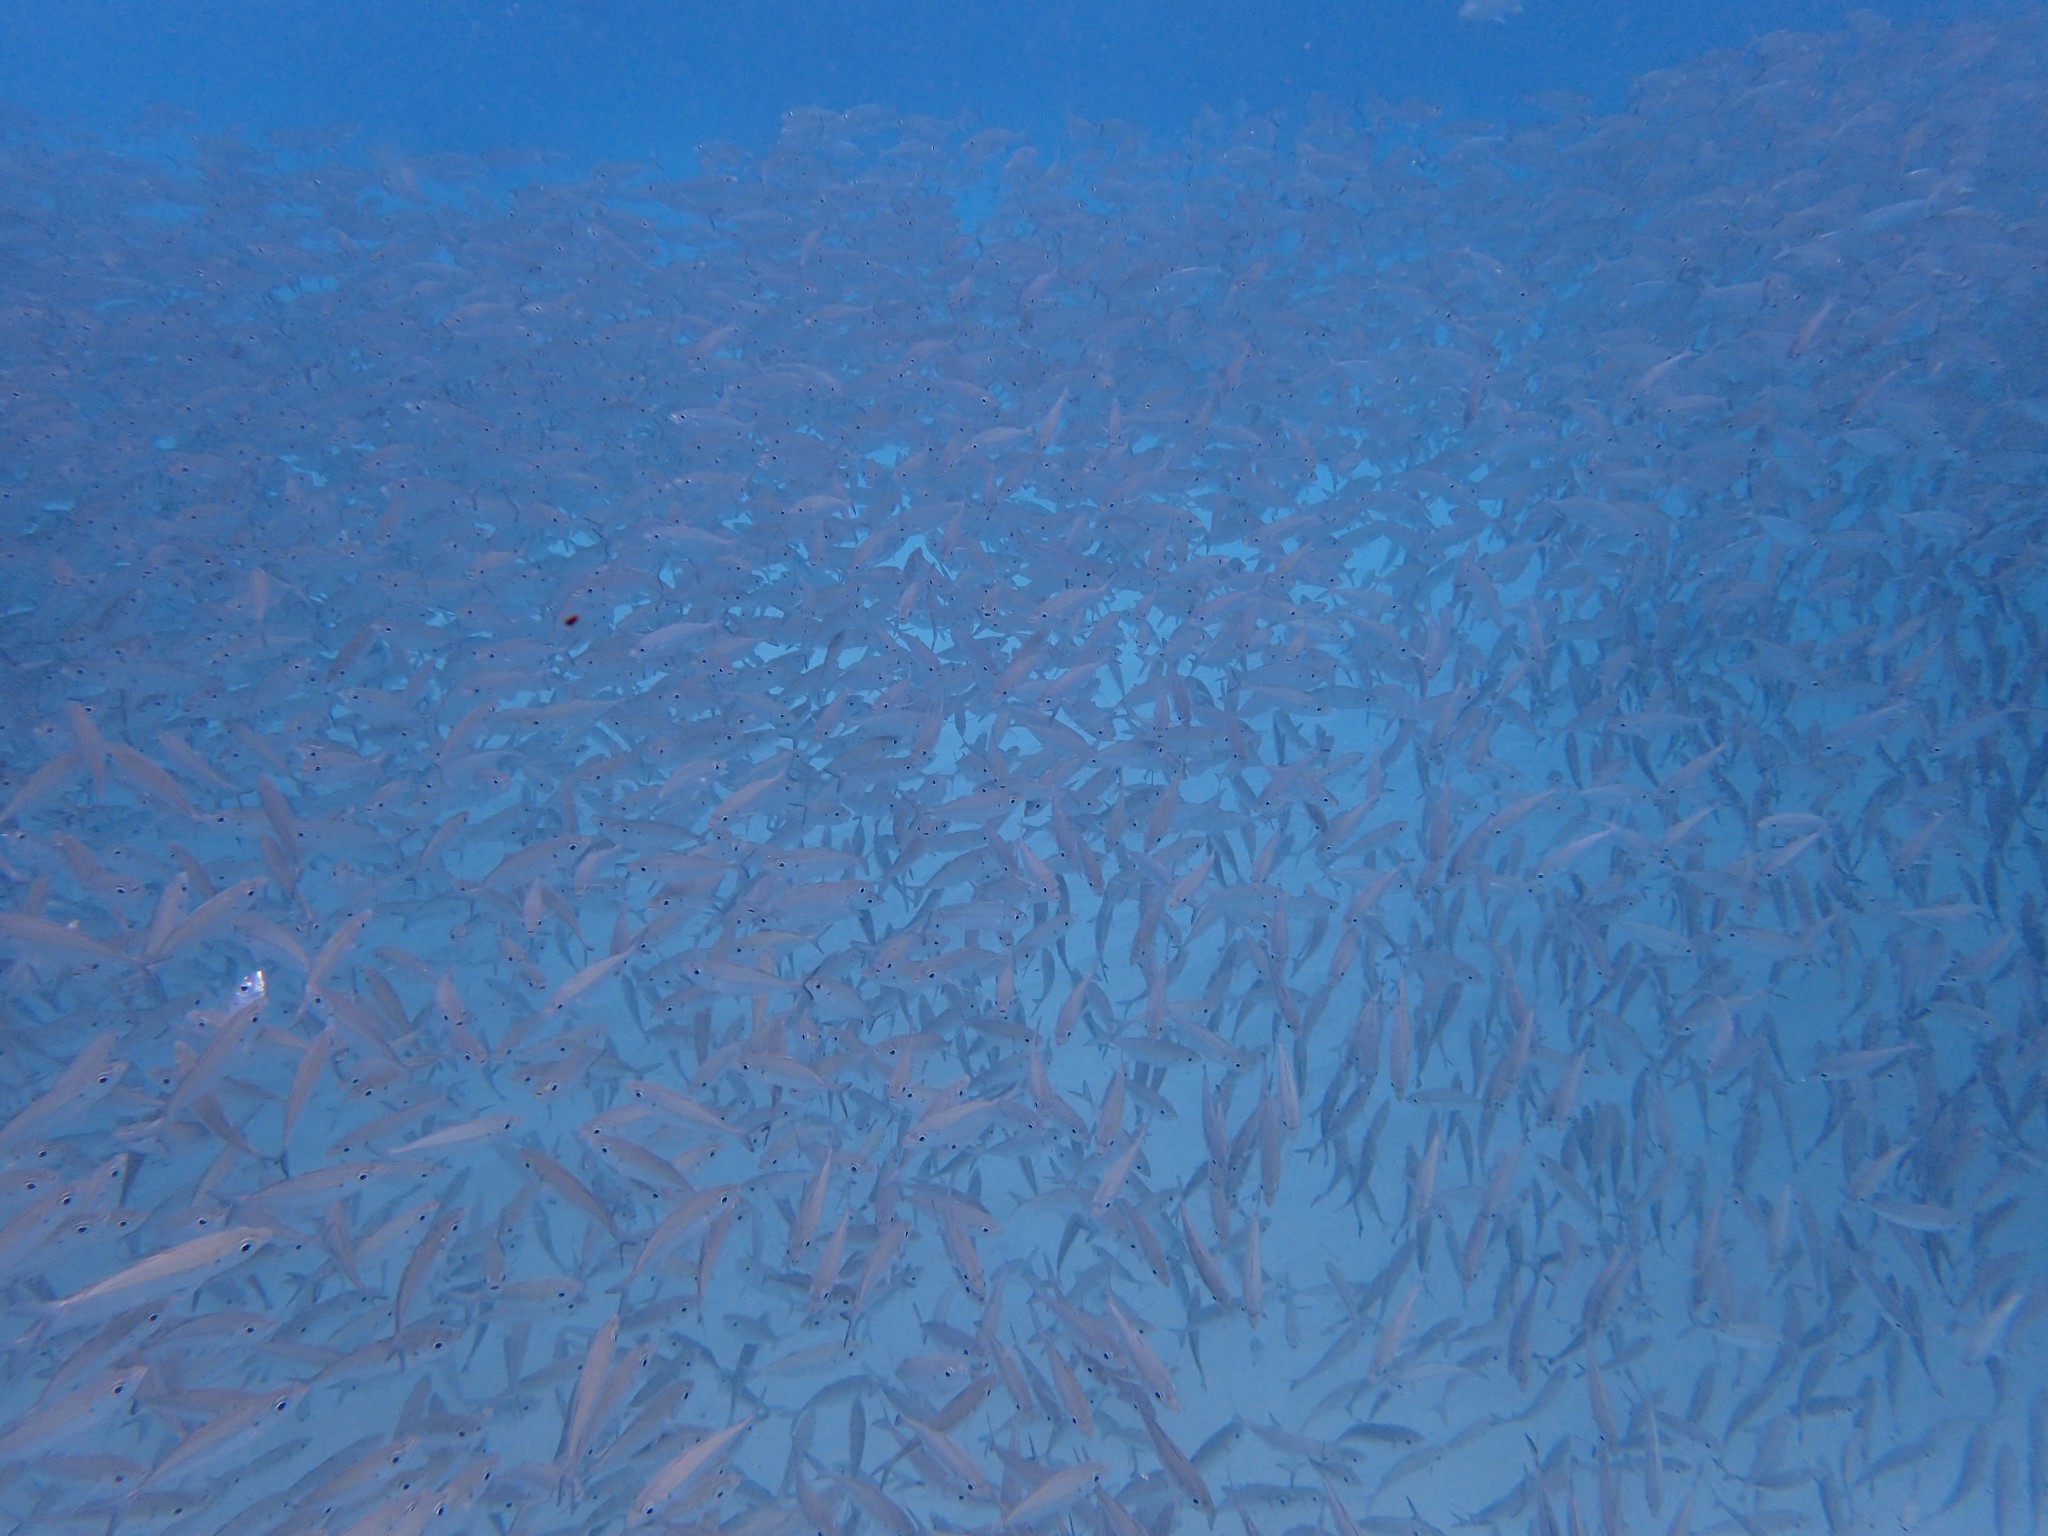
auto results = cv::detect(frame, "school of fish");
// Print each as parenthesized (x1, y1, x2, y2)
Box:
(0, 9, 2045, 1535)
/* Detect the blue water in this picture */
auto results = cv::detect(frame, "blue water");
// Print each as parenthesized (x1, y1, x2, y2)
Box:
(1, 3, 2044, 1535)
(0, 0, 1995, 161)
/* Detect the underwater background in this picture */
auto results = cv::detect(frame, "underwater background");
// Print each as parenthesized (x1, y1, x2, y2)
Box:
(1, 2, 2045, 1534)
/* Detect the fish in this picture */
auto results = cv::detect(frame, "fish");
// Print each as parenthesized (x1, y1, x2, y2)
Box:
(0, 26, 2040, 1531)
(47, 1228, 275, 1318)
(629, 1417, 754, 1525)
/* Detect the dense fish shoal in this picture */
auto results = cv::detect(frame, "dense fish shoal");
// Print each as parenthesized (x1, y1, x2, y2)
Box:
(0, 11, 2045, 1535)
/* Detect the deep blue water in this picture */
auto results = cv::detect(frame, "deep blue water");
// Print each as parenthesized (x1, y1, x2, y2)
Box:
(0, 0, 1999, 161)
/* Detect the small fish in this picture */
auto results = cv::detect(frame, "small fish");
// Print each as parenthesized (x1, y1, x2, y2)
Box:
(629, 1417, 754, 1526)
(49, 1228, 275, 1317)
